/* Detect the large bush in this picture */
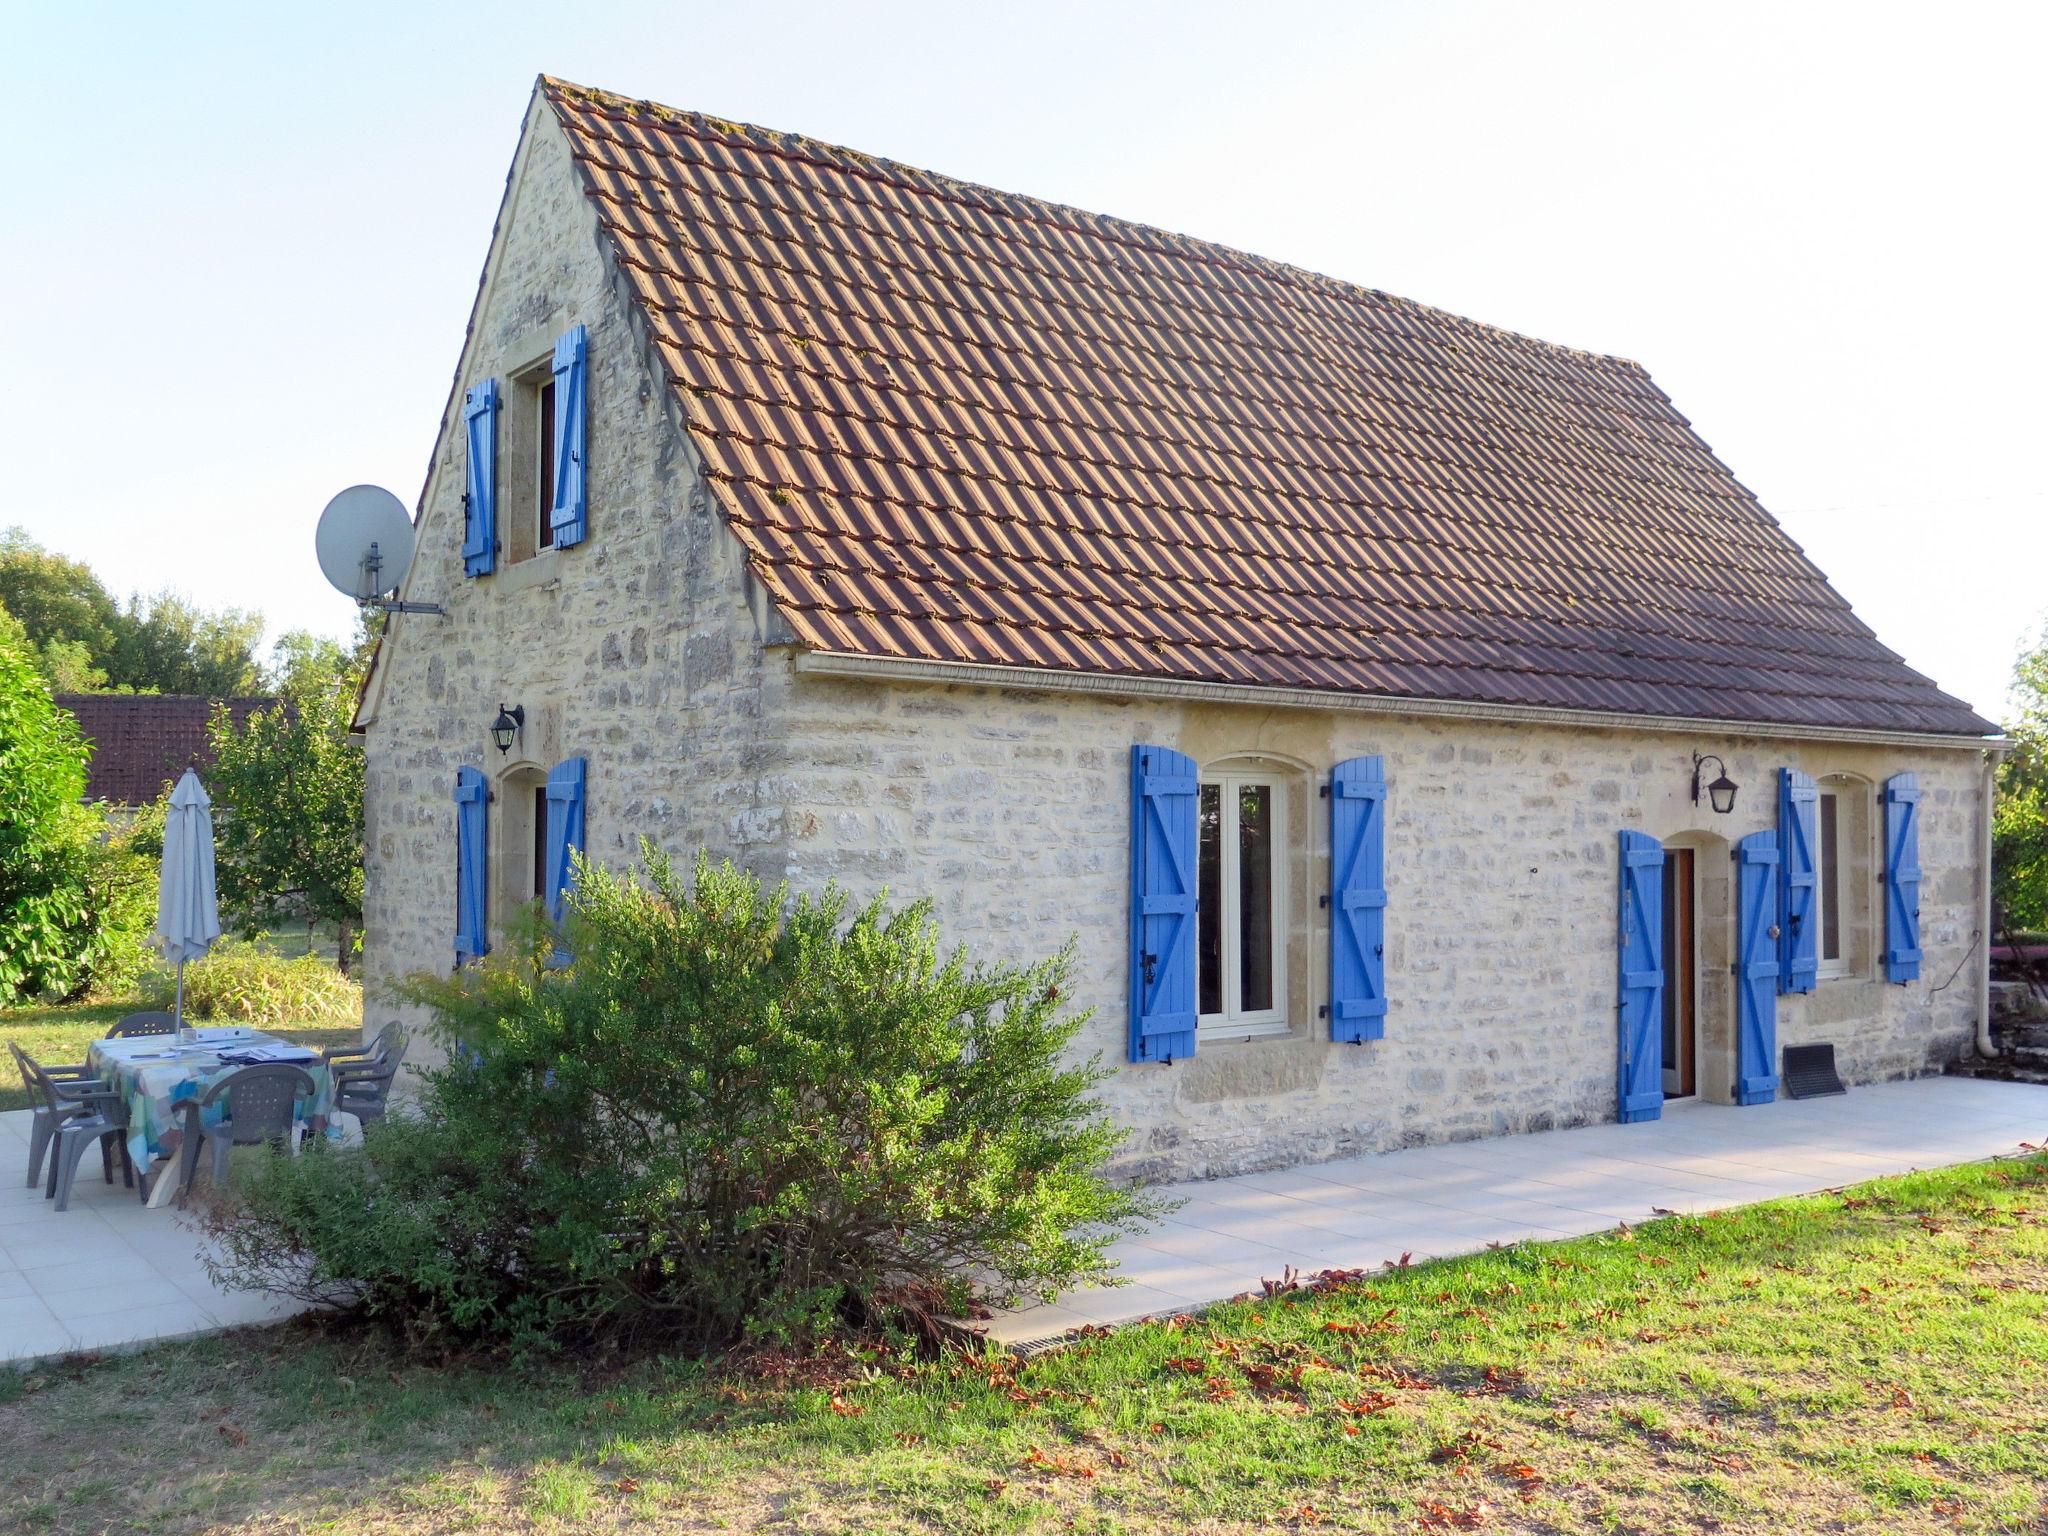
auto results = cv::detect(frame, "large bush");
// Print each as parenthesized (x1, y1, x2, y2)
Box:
(0, 627, 121, 1004)
(1995, 627, 2048, 930)
(205, 848, 1162, 1353)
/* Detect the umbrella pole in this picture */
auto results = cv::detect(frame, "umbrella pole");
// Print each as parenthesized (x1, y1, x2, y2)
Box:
(175, 957, 187, 1043)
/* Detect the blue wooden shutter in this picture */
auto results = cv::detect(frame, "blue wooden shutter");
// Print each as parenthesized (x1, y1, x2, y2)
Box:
(1328, 756, 1387, 1042)
(462, 379, 500, 576)
(1777, 768, 1819, 995)
(1733, 830, 1780, 1105)
(1883, 772, 1922, 983)
(454, 766, 490, 963)
(1129, 744, 1198, 1063)
(549, 325, 588, 549)
(543, 756, 587, 929)
(1616, 830, 1665, 1123)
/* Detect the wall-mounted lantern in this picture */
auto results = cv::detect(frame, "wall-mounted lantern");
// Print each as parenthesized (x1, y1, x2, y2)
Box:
(1691, 752, 1738, 815)
(490, 703, 525, 756)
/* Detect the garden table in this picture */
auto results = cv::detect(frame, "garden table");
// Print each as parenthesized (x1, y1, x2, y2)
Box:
(86, 1029, 335, 1207)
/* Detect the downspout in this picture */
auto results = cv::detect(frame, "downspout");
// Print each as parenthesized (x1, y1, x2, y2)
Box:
(1978, 749, 2000, 1059)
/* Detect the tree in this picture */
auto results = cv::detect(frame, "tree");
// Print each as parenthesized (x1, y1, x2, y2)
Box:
(206, 632, 366, 972)
(1994, 626, 2048, 931)
(0, 527, 264, 695)
(0, 528, 119, 674)
(109, 591, 265, 695)
(0, 624, 98, 1004)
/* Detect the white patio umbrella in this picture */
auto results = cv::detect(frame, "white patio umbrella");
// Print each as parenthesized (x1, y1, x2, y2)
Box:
(157, 769, 222, 1041)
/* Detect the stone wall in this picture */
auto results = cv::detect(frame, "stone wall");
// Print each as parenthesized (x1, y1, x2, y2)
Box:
(360, 98, 783, 1040)
(750, 667, 1990, 1181)
(362, 91, 1993, 1185)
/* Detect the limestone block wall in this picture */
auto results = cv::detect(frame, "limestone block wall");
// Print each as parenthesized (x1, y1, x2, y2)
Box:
(748, 665, 1990, 1182)
(360, 100, 782, 1041)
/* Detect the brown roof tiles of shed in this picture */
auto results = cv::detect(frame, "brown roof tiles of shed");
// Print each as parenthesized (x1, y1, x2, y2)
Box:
(59, 695, 273, 807)
(540, 77, 1993, 737)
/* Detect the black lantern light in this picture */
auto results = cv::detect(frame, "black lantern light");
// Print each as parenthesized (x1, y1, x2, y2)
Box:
(490, 703, 525, 755)
(1691, 751, 1738, 815)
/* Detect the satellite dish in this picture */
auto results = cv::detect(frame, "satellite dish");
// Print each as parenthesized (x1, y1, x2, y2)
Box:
(316, 485, 416, 602)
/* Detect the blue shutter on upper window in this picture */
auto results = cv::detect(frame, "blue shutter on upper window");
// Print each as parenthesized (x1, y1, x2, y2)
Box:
(462, 379, 500, 576)
(1777, 768, 1819, 995)
(549, 325, 588, 549)
(1327, 756, 1388, 1043)
(542, 756, 587, 934)
(1616, 830, 1665, 1123)
(453, 766, 490, 964)
(1129, 744, 1198, 1064)
(1883, 772, 1922, 984)
(1734, 830, 1781, 1105)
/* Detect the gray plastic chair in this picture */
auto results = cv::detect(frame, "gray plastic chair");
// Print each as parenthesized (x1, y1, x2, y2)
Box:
(10, 1041, 100, 1190)
(107, 1011, 179, 1039)
(322, 1022, 404, 1069)
(177, 1064, 316, 1193)
(332, 1029, 407, 1135)
(10, 1043, 134, 1210)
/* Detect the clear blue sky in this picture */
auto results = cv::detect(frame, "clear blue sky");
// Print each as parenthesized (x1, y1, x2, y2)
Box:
(4, 0, 2041, 720)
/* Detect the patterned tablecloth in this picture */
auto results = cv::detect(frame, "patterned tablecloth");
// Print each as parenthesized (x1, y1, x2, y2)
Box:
(87, 1029, 336, 1173)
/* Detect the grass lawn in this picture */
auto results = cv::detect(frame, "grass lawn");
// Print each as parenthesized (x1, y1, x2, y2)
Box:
(3, 1155, 2046, 1534)
(0, 999, 359, 1113)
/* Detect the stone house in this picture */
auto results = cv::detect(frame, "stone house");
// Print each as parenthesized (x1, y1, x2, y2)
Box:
(354, 77, 2001, 1181)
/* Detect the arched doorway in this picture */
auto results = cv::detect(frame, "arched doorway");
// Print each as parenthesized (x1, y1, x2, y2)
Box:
(1659, 831, 1733, 1105)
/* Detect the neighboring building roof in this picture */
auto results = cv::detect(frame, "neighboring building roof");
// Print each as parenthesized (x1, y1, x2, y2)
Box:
(58, 695, 273, 807)
(539, 78, 1992, 738)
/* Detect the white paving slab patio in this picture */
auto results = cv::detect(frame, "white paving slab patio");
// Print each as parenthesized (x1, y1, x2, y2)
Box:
(0, 1110, 303, 1367)
(981, 1075, 2048, 1344)
(4, 1076, 2044, 1366)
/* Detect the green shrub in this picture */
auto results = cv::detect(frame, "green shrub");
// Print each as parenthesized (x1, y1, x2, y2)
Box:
(204, 846, 1163, 1354)
(1, 626, 100, 1005)
(149, 938, 361, 1026)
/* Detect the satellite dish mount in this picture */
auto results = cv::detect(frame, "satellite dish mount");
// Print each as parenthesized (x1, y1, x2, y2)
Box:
(314, 485, 445, 616)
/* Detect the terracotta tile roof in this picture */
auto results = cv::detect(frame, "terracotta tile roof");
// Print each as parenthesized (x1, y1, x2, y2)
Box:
(58, 695, 274, 807)
(541, 78, 1993, 737)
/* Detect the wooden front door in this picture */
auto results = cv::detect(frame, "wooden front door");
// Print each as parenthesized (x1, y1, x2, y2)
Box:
(1661, 848, 1697, 1098)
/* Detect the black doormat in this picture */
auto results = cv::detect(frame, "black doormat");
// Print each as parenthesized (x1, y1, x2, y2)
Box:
(1783, 1042, 1847, 1099)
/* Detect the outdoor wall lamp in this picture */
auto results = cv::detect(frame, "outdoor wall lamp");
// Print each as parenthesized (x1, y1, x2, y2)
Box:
(1691, 752, 1738, 815)
(490, 703, 525, 755)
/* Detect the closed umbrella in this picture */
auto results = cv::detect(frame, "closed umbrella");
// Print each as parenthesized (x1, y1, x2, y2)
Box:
(157, 769, 222, 1041)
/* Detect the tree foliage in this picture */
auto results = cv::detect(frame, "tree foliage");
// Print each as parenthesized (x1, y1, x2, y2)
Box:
(0, 526, 262, 695)
(206, 631, 366, 971)
(1995, 627, 2048, 930)
(205, 850, 1163, 1354)
(0, 625, 151, 1004)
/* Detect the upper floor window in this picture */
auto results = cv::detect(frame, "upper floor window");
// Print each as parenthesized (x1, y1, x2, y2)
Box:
(1197, 771, 1288, 1036)
(535, 375, 557, 552)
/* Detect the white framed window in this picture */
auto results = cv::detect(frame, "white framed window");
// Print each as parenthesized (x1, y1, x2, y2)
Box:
(1816, 785, 1854, 978)
(1197, 772, 1288, 1038)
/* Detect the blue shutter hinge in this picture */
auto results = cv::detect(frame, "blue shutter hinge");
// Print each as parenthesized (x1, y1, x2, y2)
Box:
(1319, 894, 1330, 908)
(1319, 784, 1330, 798)
(1318, 1004, 1328, 1018)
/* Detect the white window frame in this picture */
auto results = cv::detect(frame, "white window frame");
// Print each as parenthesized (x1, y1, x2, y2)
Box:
(1197, 770, 1290, 1041)
(1816, 785, 1850, 980)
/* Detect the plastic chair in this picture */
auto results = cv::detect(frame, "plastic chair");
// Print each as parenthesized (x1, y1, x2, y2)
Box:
(10, 1043, 134, 1210)
(322, 1022, 404, 1069)
(10, 1041, 101, 1190)
(332, 1030, 408, 1136)
(107, 1011, 179, 1039)
(176, 1064, 316, 1193)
